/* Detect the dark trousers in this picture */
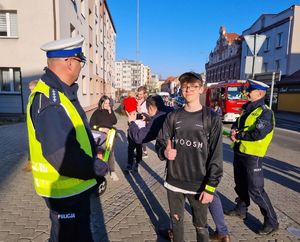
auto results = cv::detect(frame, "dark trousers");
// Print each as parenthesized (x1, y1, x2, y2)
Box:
(233, 151, 278, 227)
(127, 135, 142, 166)
(208, 192, 229, 236)
(167, 189, 209, 242)
(49, 204, 93, 242)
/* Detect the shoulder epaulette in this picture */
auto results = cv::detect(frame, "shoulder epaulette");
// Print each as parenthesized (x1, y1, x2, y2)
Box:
(49, 88, 61, 104)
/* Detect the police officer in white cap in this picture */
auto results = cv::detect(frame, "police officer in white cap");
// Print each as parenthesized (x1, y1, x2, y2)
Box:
(26, 36, 108, 242)
(225, 79, 279, 235)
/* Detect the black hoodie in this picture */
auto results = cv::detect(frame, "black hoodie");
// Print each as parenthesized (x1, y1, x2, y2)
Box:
(155, 107, 223, 193)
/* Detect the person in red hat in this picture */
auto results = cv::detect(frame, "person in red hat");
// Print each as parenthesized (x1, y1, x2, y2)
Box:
(122, 91, 138, 113)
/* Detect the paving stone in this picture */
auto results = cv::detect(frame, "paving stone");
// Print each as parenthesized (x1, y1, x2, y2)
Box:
(0, 116, 299, 241)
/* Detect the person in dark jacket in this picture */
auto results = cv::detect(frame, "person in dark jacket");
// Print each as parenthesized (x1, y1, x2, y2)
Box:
(225, 80, 278, 235)
(27, 36, 108, 242)
(90, 95, 119, 181)
(127, 95, 171, 145)
(155, 72, 223, 242)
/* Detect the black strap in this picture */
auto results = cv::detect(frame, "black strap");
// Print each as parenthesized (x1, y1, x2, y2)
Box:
(202, 106, 212, 143)
(171, 108, 180, 149)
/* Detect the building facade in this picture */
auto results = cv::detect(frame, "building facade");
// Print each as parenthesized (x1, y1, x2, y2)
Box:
(205, 26, 242, 83)
(114, 60, 152, 91)
(0, 0, 116, 114)
(240, 5, 300, 113)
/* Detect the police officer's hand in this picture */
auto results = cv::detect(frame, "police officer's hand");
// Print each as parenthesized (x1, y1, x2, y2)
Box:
(230, 129, 237, 142)
(199, 191, 214, 204)
(100, 127, 109, 134)
(164, 139, 177, 160)
(97, 151, 103, 160)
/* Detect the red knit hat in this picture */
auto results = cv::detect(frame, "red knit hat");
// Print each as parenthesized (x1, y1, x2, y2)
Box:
(123, 97, 138, 113)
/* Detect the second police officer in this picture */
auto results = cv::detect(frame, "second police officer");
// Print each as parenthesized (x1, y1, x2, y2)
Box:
(226, 80, 279, 235)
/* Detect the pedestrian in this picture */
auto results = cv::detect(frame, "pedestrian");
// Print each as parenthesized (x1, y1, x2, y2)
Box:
(209, 193, 230, 241)
(213, 101, 222, 117)
(122, 91, 138, 115)
(225, 79, 279, 235)
(155, 72, 223, 242)
(26, 36, 108, 242)
(23, 80, 38, 172)
(90, 95, 119, 181)
(136, 86, 149, 158)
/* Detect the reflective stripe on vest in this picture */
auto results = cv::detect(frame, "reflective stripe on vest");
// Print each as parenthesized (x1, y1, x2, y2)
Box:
(237, 106, 274, 157)
(26, 80, 97, 198)
(102, 128, 116, 162)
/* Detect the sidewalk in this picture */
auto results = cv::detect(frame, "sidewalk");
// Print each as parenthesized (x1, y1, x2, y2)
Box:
(0, 113, 299, 241)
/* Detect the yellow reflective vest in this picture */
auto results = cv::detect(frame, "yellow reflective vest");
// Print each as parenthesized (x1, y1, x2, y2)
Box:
(237, 106, 274, 157)
(27, 80, 97, 198)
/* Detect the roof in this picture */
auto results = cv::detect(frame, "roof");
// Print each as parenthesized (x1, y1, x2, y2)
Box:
(166, 76, 177, 82)
(225, 33, 241, 44)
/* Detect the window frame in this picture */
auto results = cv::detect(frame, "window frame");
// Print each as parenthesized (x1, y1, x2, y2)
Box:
(0, 67, 22, 94)
(264, 37, 270, 52)
(0, 10, 18, 38)
(276, 32, 283, 49)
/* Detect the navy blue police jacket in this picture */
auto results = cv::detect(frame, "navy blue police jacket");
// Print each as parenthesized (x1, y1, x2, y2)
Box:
(231, 97, 274, 152)
(30, 68, 105, 211)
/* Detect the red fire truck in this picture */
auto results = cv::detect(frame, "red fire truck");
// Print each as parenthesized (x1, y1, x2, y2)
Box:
(205, 80, 249, 122)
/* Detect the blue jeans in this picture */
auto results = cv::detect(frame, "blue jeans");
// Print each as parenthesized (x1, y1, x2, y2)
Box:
(209, 192, 229, 236)
(167, 189, 209, 242)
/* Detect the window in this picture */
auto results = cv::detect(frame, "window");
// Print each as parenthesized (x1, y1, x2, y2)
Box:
(0, 11, 18, 37)
(80, 0, 85, 18)
(275, 60, 280, 71)
(276, 32, 283, 48)
(70, 24, 76, 37)
(82, 75, 87, 95)
(263, 62, 268, 72)
(264, 37, 270, 52)
(0, 67, 21, 93)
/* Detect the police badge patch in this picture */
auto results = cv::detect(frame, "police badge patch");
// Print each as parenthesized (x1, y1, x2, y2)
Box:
(256, 119, 266, 129)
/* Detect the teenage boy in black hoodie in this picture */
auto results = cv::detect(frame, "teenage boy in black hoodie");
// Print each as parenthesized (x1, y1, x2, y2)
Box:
(156, 72, 223, 242)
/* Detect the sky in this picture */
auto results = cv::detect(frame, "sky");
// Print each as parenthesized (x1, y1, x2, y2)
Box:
(106, 0, 299, 79)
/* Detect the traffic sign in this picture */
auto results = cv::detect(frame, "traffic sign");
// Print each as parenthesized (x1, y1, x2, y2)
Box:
(244, 34, 266, 56)
(245, 56, 263, 74)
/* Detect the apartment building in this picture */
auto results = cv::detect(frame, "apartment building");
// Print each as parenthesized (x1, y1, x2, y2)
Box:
(240, 5, 300, 113)
(0, 0, 116, 114)
(205, 26, 242, 83)
(114, 60, 152, 91)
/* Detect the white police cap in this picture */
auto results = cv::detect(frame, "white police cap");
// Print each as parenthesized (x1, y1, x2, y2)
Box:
(40, 36, 86, 61)
(247, 79, 269, 91)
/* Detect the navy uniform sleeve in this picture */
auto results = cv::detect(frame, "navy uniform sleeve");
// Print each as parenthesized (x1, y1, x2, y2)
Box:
(236, 108, 274, 141)
(205, 112, 223, 190)
(35, 103, 99, 180)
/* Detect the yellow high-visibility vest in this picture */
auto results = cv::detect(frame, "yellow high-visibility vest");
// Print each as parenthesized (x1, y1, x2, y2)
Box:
(27, 80, 97, 198)
(237, 106, 274, 157)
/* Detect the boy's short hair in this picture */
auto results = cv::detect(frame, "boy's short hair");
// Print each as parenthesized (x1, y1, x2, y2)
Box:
(178, 72, 203, 86)
(137, 86, 147, 93)
(146, 95, 164, 111)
